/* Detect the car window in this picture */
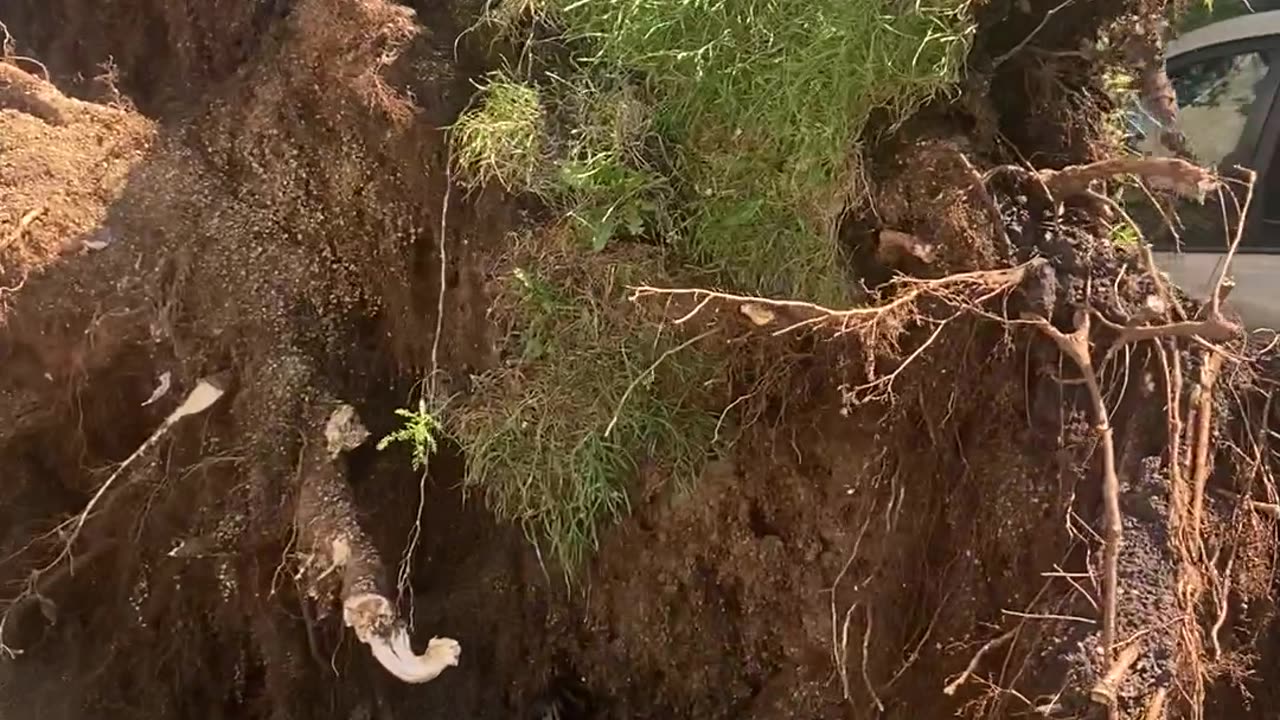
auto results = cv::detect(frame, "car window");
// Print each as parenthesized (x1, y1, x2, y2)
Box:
(1126, 47, 1277, 250)
(1129, 50, 1272, 166)
(1172, 51, 1272, 166)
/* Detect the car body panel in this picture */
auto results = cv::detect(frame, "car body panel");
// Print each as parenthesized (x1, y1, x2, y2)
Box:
(1153, 249, 1280, 328)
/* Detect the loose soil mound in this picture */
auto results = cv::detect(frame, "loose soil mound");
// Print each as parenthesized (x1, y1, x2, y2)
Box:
(2, 1, 1279, 720)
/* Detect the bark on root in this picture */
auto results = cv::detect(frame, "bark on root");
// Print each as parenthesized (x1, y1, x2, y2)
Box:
(294, 403, 460, 683)
(0, 61, 106, 125)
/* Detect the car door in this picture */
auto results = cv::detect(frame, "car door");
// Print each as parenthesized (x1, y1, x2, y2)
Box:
(1134, 35, 1280, 326)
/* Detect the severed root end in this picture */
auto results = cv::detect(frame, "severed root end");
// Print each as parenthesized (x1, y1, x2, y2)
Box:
(371, 629, 461, 684)
(324, 403, 371, 458)
(342, 594, 461, 684)
(877, 229, 937, 266)
(1089, 643, 1142, 708)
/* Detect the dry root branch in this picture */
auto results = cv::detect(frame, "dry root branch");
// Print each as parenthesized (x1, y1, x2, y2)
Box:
(629, 155, 1256, 716)
(0, 375, 228, 658)
(1031, 157, 1217, 202)
(631, 261, 1040, 404)
(943, 629, 1017, 696)
(1090, 642, 1143, 708)
(1026, 179, 1249, 720)
(0, 26, 50, 82)
(1, 206, 45, 254)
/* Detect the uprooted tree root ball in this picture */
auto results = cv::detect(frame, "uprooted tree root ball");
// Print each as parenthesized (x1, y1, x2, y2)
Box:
(628, 145, 1274, 718)
(4, 0, 1280, 719)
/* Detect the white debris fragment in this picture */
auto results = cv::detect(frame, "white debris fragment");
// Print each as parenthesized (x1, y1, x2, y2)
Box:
(325, 403, 370, 457)
(81, 227, 116, 251)
(141, 371, 172, 406)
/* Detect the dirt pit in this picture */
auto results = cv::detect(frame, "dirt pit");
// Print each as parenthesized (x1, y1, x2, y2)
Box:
(3, 1, 1280, 719)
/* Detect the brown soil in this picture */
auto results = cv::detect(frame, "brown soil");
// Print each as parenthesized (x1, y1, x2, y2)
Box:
(2, 1, 1279, 719)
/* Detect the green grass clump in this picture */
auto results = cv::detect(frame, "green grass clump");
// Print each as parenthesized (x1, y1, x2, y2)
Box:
(439, 0, 977, 572)
(452, 76, 549, 192)
(551, 77, 675, 250)
(452, 72, 675, 252)
(464, 0, 975, 299)
(451, 238, 720, 574)
(547, 0, 975, 300)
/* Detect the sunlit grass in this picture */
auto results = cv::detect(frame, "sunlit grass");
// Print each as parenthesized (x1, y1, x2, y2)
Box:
(451, 233, 719, 575)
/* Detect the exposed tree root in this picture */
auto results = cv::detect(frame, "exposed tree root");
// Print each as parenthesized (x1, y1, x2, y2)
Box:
(295, 403, 461, 684)
(629, 152, 1269, 718)
(0, 60, 107, 125)
(1091, 642, 1143, 707)
(943, 629, 1017, 696)
(2, 0, 1278, 716)
(0, 376, 228, 658)
(0, 206, 44, 253)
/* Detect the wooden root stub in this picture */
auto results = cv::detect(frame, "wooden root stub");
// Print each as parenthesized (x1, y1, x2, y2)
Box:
(1090, 643, 1142, 708)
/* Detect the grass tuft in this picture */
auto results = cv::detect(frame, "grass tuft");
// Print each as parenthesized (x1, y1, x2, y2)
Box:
(440, 0, 977, 571)
(451, 232, 721, 575)
(548, 0, 975, 300)
(463, 1, 975, 297)
(452, 75, 549, 192)
(451, 71, 675, 252)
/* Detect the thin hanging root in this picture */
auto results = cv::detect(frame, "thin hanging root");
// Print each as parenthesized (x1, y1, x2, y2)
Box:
(296, 403, 460, 684)
(943, 628, 1016, 696)
(1089, 642, 1142, 707)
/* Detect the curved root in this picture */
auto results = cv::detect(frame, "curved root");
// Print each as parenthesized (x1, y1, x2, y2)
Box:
(296, 403, 460, 684)
(345, 593, 461, 682)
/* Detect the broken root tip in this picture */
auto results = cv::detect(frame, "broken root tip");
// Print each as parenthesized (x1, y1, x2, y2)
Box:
(343, 592, 460, 683)
(368, 627, 461, 683)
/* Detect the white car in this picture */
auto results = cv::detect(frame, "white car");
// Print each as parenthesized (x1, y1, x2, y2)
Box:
(1128, 11, 1280, 328)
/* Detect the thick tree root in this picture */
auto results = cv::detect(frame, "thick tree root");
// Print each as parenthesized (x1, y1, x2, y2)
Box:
(294, 403, 460, 683)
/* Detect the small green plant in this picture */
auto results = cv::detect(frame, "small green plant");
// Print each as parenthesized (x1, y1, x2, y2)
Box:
(377, 399, 444, 471)
(1109, 220, 1140, 247)
(559, 153, 669, 251)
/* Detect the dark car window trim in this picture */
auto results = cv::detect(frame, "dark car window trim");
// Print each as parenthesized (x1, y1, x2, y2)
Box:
(1168, 37, 1280, 168)
(1239, 43, 1280, 252)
